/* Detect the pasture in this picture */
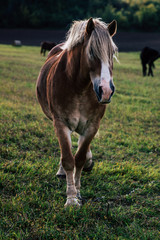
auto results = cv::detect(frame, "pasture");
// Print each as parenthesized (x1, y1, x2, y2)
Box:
(0, 44, 159, 239)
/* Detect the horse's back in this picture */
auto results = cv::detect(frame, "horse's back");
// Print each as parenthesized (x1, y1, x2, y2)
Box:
(41, 41, 56, 50)
(141, 47, 159, 63)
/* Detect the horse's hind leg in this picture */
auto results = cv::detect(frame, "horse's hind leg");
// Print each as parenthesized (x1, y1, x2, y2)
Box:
(142, 63, 147, 76)
(81, 144, 94, 172)
(148, 62, 154, 76)
(54, 120, 80, 207)
(56, 161, 66, 178)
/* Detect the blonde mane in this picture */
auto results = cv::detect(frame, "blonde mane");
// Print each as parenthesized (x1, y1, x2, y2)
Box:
(62, 18, 118, 64)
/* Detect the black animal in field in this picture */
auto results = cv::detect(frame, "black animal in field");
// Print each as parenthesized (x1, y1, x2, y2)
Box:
(140, 47, 160, 76)
(40, 41, 56, 56)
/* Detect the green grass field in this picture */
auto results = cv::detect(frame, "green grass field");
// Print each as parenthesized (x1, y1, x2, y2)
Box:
(0, 44, 160, 240)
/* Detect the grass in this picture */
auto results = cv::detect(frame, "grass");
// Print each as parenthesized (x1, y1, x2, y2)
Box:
(0, 44, 160, 240)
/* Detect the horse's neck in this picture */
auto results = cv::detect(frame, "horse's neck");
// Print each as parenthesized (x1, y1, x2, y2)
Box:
(66, 46, 90, 90)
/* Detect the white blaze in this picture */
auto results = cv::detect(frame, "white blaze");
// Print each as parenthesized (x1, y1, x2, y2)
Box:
(100, 62, 111, 83)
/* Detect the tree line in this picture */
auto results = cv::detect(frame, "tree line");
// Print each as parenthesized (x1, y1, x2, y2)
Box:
(1, 0, 160, 31)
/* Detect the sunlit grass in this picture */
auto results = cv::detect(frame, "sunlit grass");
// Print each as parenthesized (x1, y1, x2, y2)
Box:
(0, 44, 160, 239)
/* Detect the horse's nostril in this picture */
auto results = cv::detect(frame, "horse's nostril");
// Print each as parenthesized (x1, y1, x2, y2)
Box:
(110, 81, 115, 93)
(99, 86, 103, 98)
(93, 83, 103, 102)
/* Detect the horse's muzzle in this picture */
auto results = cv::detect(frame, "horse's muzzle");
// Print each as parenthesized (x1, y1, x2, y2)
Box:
(94, 80, 115, 104)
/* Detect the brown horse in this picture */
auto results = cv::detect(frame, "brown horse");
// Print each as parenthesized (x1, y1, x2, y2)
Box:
(40, 41, 56, 56)
(140, 47, 160, 76)
(36, 18, 117, 207)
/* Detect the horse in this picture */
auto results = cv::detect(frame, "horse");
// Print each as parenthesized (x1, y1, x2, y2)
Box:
(140, 47, 160, 76)
(13, 40, 22, 46)
(36, 18, 117, 207)
(40, 41, 57, 56)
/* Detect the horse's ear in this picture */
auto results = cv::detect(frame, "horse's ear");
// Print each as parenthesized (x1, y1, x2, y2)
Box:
(108, 20, 117, 37)
(86, 18, 95, 35)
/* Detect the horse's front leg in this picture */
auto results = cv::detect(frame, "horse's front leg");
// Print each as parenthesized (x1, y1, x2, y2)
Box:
(142, 63, 147, 76)
(54, 120, 80, 207)
(56, 139, 94, 178)
(74, 127, 98, 201)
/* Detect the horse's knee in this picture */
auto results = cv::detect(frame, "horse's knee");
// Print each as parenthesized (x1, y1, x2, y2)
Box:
(62, 155, 74, 172)
(75, 152, 86, 169)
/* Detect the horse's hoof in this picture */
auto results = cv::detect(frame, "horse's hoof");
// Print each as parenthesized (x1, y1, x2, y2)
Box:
(56, 174, 66, 179)
(83, 161, 94, 172)
(77, 191, 82, 201)
(76, 191, 83, 205)
(64, 197, 81, 208)
(56, 165, 66, 179)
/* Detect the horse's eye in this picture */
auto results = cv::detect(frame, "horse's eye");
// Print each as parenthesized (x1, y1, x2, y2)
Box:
(90, 48, 94, 59)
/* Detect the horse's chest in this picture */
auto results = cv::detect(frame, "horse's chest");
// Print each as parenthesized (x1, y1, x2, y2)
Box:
(65, 113, 89, 135)
(76, 116, 89, 134)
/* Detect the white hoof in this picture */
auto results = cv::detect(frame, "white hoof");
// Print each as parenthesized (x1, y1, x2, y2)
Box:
(77, 190, 82, 200)
(64, 197, 81, 208)
(83, 159, 94, 172)
(56, 165, 66, 178)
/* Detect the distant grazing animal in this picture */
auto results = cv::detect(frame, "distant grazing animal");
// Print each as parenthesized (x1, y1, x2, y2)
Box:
(40, 41, 56, 56)
(140, 47, 160, 76)
(13, 40, 22, 46)
(36, 18, 118, 207)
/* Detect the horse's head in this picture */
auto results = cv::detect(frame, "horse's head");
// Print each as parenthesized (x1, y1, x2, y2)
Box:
(85, 18, 117, 104)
